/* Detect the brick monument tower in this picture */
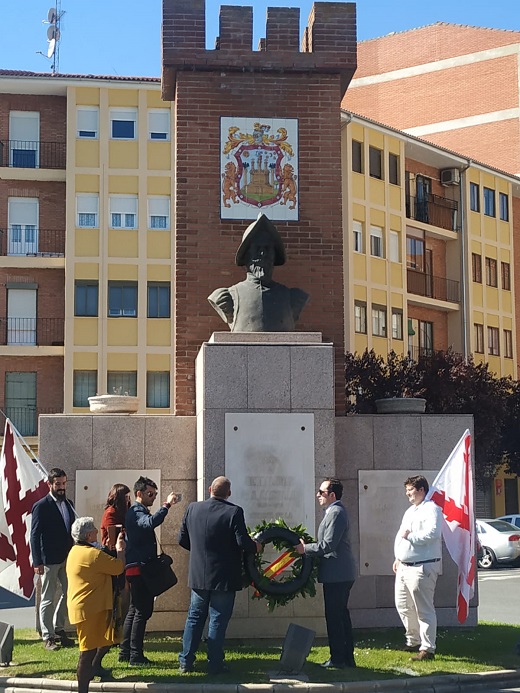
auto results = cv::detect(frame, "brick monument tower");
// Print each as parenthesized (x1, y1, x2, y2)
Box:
(162, 0, 357, 416)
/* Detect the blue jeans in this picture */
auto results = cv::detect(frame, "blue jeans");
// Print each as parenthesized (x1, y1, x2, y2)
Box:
(179, 589, 236, 672)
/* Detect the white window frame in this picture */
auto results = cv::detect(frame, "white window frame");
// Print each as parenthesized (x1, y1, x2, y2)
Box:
(392, 310, 403, 340)
(372, 305, 387, 337)
(76, 193, 99, 228)
(370, 225, 384, 258)
(148, 196, 170, 230)
(148, 109, 170, 141)
(77, 107, 99, 139)
(353, 220, 363, 253)
(110, 108, 138, 140)
(389, 230, 400, 262)
(354, 301, 366, 334)
(8, 197, 39, 255)
(109, 195, 138, 230)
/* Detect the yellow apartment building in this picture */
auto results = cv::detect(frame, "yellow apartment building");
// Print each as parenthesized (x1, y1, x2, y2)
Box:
(65, 77, 174, 414)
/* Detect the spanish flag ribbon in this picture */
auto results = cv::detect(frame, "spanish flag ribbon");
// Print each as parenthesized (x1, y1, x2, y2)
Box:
(253, 550, 297, 596)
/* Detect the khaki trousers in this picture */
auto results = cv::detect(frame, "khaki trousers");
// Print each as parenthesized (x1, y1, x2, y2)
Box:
(395, 561, 441, 653)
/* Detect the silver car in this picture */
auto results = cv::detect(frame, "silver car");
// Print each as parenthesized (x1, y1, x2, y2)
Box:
(497, 514, 520, 529)
(476, 519, 520, 569)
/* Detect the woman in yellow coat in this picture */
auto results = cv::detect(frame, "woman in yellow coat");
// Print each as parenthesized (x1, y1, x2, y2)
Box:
(66, 517, 125, 693)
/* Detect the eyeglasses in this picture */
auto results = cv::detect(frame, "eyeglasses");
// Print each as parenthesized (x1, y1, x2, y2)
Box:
(145, 490, 157, 498)
(317, 489, 330, 496)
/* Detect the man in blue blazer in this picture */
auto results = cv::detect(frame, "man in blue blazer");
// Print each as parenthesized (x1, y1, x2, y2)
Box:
(295, 478, 357, 668)
(178, 476, 259, 674)
(30, 467, 75, 651)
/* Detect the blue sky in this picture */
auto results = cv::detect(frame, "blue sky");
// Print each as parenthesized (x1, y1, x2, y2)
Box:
(1, 0, 518, 77)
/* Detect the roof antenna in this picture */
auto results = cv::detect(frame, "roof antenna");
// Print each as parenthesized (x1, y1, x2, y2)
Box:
(38, 1, 64, 73)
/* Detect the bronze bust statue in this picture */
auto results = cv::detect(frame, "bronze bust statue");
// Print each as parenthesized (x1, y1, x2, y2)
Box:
(208, 214, 309, 332)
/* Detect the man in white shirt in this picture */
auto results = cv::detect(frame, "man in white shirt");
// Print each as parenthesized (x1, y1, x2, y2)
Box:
(393, 475, 443, 661)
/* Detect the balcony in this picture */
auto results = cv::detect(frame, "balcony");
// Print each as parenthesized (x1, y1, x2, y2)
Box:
(407, 346, 436, 362)
(406, 193, 459, 232)
(0, 140, 66, 170)
(407, 269, 460, 303)
(3, 407, 61, 437)
(0, 228, 65, 256)
(0, 317, 64, 346)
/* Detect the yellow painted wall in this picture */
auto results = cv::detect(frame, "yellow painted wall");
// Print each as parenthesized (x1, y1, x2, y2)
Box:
(75, 230, 100, 257)
(73, 352, 98, 368)
(108, 231, 139, 258)
(107, 319, 138, 346)
(109, 142, 139, 169)
(74, 319, 98, 346)
(107, 353, 137, 370)
(147, 320, 171, 346)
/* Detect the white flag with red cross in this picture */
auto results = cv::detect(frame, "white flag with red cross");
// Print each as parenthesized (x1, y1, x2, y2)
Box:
(426, 429, 475, 623)
(0, 419, 48, 599)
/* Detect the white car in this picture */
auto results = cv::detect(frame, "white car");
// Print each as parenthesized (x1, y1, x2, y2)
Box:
(476, 519, 520, 569)
(497, 514, 520, 530)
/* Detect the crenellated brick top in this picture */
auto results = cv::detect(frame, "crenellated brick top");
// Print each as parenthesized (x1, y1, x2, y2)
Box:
(162, 0, 357, 98)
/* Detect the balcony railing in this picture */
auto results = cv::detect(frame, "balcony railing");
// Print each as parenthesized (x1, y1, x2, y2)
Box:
(407, 346, 436, 362)
(407, 269, 460, 303)
(0, 140, 66, 169)
(3, 407, 61, 437)
(0, 228, 65, 256)
(0, 318, 64, 346)
(406, 193, 459, 232)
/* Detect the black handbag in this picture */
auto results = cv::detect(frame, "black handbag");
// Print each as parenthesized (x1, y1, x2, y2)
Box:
(141, 551, 178, 597)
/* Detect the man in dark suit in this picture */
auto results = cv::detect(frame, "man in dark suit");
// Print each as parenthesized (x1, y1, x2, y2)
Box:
(295, 478, 357, 669)
(30, 467, 75, 651)
(178, 476, 259, 674)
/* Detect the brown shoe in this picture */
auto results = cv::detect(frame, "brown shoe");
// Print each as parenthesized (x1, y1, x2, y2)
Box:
(44, 637, 60, 651)
(410, 650, 435, 661)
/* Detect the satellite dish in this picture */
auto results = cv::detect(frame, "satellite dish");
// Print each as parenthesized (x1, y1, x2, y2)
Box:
(47, 38, 56, 58)
(47, 25, 60, 41)
(47, 7, 57, 23)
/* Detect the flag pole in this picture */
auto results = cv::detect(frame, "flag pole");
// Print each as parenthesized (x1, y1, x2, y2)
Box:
(0, 410, 48, 480)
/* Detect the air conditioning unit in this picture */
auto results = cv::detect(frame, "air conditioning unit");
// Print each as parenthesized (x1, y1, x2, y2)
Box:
(440, 168, 460, 186)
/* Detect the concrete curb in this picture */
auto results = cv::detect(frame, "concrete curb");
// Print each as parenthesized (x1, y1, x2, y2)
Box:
(0, 670, 519, 693)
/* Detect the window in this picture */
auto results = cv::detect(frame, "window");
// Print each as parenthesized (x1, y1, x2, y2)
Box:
(147, 372, 170, 408)
(419, 320, 433, 356)
(148, 197, 170, 230)
(110, 195, 138, 229)
(499, 192, 509, 221)
(107, 371, 137, 396)
(147, 282, 170, 318)
(74, 281, 98, 317)
(485, 257, 497, 287)
(369, 146, 383, 179)
(370, 225, 384, 258)
(73, 371, 97, 407)
(487, 326, 499, 356)
(7, 288, 36, 345)
(471, 253, 482, 283)
(148, 110, 170, 141)
(392, 309, 403, 340)
(474, 323, 484, 353)
(110, 108, 137, 140)
(5, 372, 37, 436)
(9, 111, 39, 168)
(352, 140, 363, 173)
(389, 230, 400, 262)
(354, 301, 366, 334)
(406, 236, 424, 271)
(108, 281, 138, 317)
(8, 197, 38, 255)
(483, 187, 496, 217)
(353, 221, 363, 253)
(470, 183, 480, 212)
(501, 262, 511, 291)
(77, 107, 99, 138)
(372, 305, 387, 337)
(77, 194, 99, 228)
(389, 153, 399, 185)
(504, 330, 513, 359)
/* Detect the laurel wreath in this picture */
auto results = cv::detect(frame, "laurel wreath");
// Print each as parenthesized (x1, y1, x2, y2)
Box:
(244, 518, 318, 612)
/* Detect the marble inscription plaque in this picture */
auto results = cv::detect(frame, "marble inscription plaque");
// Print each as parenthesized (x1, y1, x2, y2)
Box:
(225, 413, 315, 532)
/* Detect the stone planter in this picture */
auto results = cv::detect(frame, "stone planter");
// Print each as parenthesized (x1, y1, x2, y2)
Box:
(88, 395, 139, 414)
(375, 397, 426, 414)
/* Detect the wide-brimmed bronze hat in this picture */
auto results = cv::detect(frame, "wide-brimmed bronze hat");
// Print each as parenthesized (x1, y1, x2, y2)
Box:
(235, 213, 286, 266)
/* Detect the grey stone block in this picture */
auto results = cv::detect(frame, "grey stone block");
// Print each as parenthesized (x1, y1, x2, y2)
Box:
(336, 416, 374, 477)
(290, 346, 334, 410)
(210, 332, 322, 343)
(197, 409, 227, 485)
(421, 415, 473, 471)
(144, 416, 196, 479)
(314, 410, 335, 477)
(199, 344, 248, 409)
(373, 415, 422, 469)
(247, 346, 291, 409)
(39, 415, 93, 474)
(375, 575, 396, 608)
(350, 576, 376, 609)
(92, 416, 145, 469)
